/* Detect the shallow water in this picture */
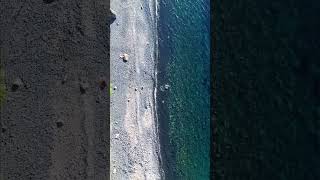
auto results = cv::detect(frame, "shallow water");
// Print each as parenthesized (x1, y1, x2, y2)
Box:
(157, 0, 211, 179)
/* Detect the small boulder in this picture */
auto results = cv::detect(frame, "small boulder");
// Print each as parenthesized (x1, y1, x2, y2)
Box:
(56, 120, 64, 128)
(12, 78, 24, 92)
(80, 82, 89, 94)
(120, 53, 129, 62)
(1, 126, 7, 133)
(99, 79, 107, 90)
(61, 74, 68, 84)
(164, 84, 170, 90)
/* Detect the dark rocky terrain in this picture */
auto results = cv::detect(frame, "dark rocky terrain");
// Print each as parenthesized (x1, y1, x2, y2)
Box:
(213, 0, 320, 179)
(1, 0, 110, 179)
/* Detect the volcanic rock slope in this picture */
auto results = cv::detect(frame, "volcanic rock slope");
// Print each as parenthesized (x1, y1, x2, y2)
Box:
(1, 0, 110, 179)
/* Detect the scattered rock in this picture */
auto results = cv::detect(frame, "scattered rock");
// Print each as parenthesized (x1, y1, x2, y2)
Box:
(120, 53, 129, 62)
(113, 86, 117, 90)
(23, 83, 30, 89)
(61, 74, 68, 84)
(164, 84, 170, 90)
(80, 82, 89, 94)
(113, 168, 117, 174)
(141, 86, 144, 90)
(12, 78, 24, 92)
(115, 133, 120, 139)
(134, 88, 138, 91)
(56, 120, 64, 128)
(99, 79, 107, 90)
(161, 100, 165, 104)
(127, 99, 130, 102)
(141, 6, 143, 10)
(76, 26, 84, 36)
(2, 126, 7, 133)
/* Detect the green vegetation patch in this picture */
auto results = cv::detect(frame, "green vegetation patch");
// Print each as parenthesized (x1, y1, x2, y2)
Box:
(110, 83, 113, 96)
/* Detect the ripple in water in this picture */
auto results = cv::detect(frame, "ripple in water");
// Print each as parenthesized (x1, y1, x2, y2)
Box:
(157, 0, 210, 179)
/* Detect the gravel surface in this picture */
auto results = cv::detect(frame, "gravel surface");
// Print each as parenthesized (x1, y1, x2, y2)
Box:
(110, 0, 163, 179)
(1, 0, 110, 179)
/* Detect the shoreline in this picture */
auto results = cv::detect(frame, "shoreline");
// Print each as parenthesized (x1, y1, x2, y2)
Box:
(153, 0, 166, 179)
(110, 0, 163, 179)
(156, 1, 176, 178)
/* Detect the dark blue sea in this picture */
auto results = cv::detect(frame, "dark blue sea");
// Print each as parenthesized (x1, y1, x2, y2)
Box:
(157, 0, 211, 179)
(213, 0, 320, 179)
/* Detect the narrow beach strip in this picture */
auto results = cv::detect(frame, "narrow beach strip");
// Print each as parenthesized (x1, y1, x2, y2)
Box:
(110, 0, 163, 179)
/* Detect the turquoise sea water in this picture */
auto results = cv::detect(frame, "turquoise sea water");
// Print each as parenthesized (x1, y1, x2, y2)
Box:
(157, 0, 210, 179)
